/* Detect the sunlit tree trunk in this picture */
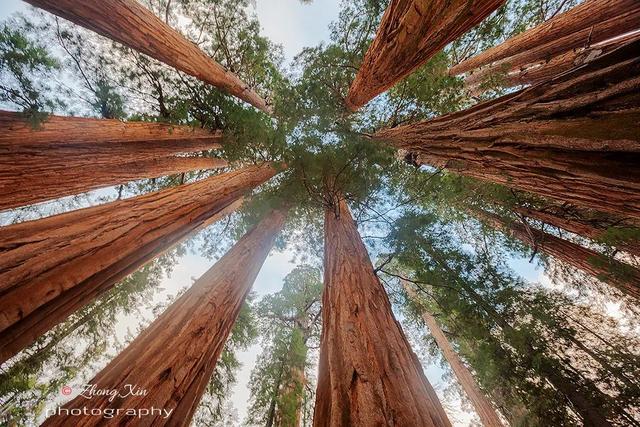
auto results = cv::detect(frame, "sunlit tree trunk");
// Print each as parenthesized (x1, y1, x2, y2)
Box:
(0, 110, 221, 146)
(0, 164, 278, 364)
(24, 0, 270, 113)
(314, 197, 450, 426)
(513, 205, 640, 258)
(377, 41, 640, 219)
(43, 208, 288, 426)
(345, 0, 504, 111)
(474, 209, 640, 299)
(449, 0, 639, 75)
(0, 156, 227, 211)
(402, 282, 504, 427)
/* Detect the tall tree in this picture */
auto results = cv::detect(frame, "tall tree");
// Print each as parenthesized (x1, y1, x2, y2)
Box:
(0, 164, 277, 364)
(247, 265, 323, 427)
(449, 0, 639, 76)
(24, 0, 270, 112)
(43, 207, 288, 426)
(473, 208, 640, 299)
(402, 281, 504, 427)
(314, 195, 450, 426)
(345, 0, 504, 111)
(375, 40, 640, 219)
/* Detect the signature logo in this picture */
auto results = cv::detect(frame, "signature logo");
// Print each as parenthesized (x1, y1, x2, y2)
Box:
(78, 384, 148, 402)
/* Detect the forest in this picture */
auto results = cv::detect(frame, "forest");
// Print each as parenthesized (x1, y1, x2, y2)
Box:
(0, 0, 639, 425)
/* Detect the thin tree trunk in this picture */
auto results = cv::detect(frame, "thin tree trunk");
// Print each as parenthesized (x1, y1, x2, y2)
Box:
(43, 208, 288, 426)
(474, 209, 640, 299)
(23, 0, 270, 113)
(402, 282, 504, 427)
(0, 156, 227, 211)
(513, 205, 640, 258)
(314, 197, 450, 426)
(0, 110, 221, 146)
(0, 164, 277, 364)
(376, 40, 640, 219)
(345, 0, 504, 111)
(466, 30, 640, 90)
(449, 0, 639, 75)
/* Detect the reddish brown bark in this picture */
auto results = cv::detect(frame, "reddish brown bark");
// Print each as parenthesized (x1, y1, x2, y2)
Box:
(0, 156, 227, 211)
(0, 110, 221, 146)
(313, 197, 450, 426)
(402, 282, 504, 427)
(466, 31, 640, 89)
(0, 164, 279, 364)
(43, 208, 288, 426)
(513, 205, 640, 258)
(23, 0, 270, 113)
(449, 0, 639, 75)
(345, 0, 504, 111)
(475, 209, 640, 300)
(376, 40, 640, 219)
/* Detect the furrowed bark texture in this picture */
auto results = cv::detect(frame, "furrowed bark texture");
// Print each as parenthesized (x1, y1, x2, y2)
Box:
(0, 110, 221, 146)
(449, 0, 639, 75)
(0, 156, 227, 211)
(403, 282, 504, 427)
(0, 164, 278, 364)
(466, 31, 640, 89)
(513, 205, 640, 258)
(43, 208, 288, 427)
(476, 209, 640, 299)
(376, 41, 640, 219)
(313, 198, 450, 427)
(345, 0, 504, 111)
(23, 0, 270, 113)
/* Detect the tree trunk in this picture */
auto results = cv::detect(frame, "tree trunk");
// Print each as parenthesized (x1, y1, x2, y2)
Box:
(449, 0, 639, 75)
(0, 110, 221, 146)
(466, 30, 640, 90)
(0, 164, 277, 364)
(474, 209, 640, 300)
(402, 282, 504, 427)
(345, 0, 504, 111)
(314, 197, 450, 426)
(0, 156, 227, 211)
(513, 205, 640, 258)
(23, 0, 270, 113)
(43, 208, 288, 426)
(376, 40, 640, 219)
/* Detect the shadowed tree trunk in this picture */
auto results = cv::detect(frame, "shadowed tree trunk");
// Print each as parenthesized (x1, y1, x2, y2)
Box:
(0, 164, 279, 364)
(466, 31, 640, 90)
(377, 40, 640, 219)
(474, 209, 640, 300)
(314, 197, 450, 426)
(0, 156, 227, 211)
(0, 110, 221, 146)
(512, 205, 640, 258)
(345, 0, 504, 111)
(402, 282, 504, 427)
(449, 0, 639, 76)
(43, 208, 288, 426)
(23, 0, 270, 113)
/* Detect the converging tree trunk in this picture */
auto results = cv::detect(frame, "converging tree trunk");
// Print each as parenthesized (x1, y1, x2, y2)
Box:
(449, 0, 639, 76)
(0, 156, 227, 211)
(43, 208, 288, 426)
(377, 40, 640, 219)
(0, 164, 279, 364)
(402, 282, 504, 427)
(23, 0, 270, 113)
(0, 110, 221, 146)
(474, 209, 640, 300)
(345, 0, 504, 111)
(314, 197, 450, 426)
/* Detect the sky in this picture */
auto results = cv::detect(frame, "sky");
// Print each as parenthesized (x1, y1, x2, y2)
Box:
(0, 0, 529, 425)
